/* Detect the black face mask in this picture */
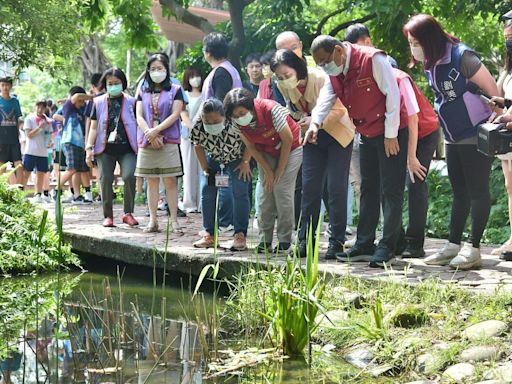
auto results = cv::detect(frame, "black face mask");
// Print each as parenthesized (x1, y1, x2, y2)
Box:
(506, 39, 512, 54)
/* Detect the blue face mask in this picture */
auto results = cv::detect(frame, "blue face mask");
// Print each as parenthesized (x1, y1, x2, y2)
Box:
(107, 84, 123, 97)
(233, 112, 253, 126)
(321, 60, 343, 76)
(203, 122, 225, 135)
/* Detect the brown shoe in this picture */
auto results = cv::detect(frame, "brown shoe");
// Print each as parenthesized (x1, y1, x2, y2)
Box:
(193, 234, 215, 248)
(230, 232, 247, 251)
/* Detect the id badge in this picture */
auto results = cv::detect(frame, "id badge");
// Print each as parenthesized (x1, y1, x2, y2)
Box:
(108, 130, 117, 143)
(215, 174, 229, 188)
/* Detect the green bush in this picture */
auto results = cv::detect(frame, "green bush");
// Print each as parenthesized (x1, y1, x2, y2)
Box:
(0, 175, 79, 274)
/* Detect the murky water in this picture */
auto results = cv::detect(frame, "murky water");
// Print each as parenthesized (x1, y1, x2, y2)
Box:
(0, 258, 386, 383)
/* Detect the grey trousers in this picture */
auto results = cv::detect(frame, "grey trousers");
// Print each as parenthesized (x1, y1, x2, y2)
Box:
(257, 147, 303, 244)
(96, 151, 137, 218)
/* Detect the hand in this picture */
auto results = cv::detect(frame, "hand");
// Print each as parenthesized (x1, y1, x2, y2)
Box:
(235, 161, 252, 182)
(85, 149, 94, 168)
(303, 124, 319, 145)
(384, 137, 399, 157)
(145, 128, 160, 143)
(150, 136, 164, 149)
(408, 156, 427, 183)
(297, 116, 312, 130)
(273, 166, 285, 185)
(490, 96, 506, 111)
(263, 168, 275, 193)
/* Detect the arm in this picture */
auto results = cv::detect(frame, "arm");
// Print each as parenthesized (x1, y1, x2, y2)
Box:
(212, 68, 233, 101)
(70, 93, 93, 105)
(52, 114, 64, 122)
(194, 144, 209, 173)
(180, 110, 194, 130)
(154, 99, 183, 133)
(136, 100, 150, 133)
(234, 146, 253, 182)
(239, 132, 275, 192)
(274, 124, 293, 184)
(85, 120, 98, 167)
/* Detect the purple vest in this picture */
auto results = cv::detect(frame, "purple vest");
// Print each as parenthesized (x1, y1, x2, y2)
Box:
(139, 85, 181, 147)
(201, 60, 243, 101)
(93, 93, 138, 155)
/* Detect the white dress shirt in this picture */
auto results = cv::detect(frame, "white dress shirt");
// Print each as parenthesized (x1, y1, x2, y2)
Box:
(311, 43, 401, 138)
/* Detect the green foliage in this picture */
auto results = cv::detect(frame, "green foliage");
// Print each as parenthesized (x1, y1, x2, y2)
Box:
(0, 0, 86, 74)
(0, 175, 79, 274)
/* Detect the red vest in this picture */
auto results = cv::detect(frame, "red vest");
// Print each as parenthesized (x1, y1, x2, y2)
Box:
(258, 79, 274, 100)
(239, 99, 301, 157)
(329, 43, 407, 137)
(394, 69, 439, 139)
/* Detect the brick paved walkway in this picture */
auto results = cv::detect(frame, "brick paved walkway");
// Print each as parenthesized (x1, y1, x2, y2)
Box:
(58, 202, 512, 293)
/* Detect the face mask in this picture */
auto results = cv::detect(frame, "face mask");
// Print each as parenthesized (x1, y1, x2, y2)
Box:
(262, 66, 272, 79)
(278, 76, 299, 90)
(150, 70, 167, 84)
(506, 40, 512, 55)
(411, 46, 425, 62)
(189, 76, 201, 88)
(107, 84, 123, 97)
(203, 122, 225, 135)
(234, 112, 253, 126)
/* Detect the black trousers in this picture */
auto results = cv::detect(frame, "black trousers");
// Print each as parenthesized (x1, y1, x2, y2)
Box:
(356, 128, 408, 251)
(405, 129, 439, 247)
(299, 131, 352, 243)
(446, 143, 492, 248)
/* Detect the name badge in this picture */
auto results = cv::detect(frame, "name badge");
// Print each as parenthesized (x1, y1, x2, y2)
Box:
(356, 77, 374, 88)
(215, 174, 229, 188)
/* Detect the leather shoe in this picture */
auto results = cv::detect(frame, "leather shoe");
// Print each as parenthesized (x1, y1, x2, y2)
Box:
(122, 213, 139, 226)
(102, 217, 115, 227)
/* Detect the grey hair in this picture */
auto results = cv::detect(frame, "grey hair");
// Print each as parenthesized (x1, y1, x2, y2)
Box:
(310, 35, 343, 55)
(201, 98, 225, 117)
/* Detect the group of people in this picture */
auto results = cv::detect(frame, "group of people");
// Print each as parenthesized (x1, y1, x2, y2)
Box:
(3, 12, 512, 271)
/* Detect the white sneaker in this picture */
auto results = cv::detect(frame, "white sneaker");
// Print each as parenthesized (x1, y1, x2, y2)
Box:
(41, 194, 51, 203)
(218, 224, 234, 234)
(449, 243, 482, 270)
(345, 237, 357, 248)
(84, 191, 93, 203)
(61, 193, 74, 204)
(424, 242, 460, 266)
(31, 194, 44, 204)
(253, 217, 259, 230)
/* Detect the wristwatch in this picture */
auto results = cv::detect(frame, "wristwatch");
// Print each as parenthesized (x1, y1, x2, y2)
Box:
(85, 145, 94, 151)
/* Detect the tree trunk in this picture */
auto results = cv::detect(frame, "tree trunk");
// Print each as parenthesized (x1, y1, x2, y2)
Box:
(159, 0, 215, 34)
(79, 34, 111, 87)
(226, 0, 246, 71)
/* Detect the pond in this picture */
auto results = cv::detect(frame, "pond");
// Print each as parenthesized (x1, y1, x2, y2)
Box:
(0, 256, 385, 384)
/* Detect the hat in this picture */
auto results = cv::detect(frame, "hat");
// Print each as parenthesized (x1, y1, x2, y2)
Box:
(502, 10, 512, 21)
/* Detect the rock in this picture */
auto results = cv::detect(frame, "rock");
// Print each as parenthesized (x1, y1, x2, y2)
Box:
(344, 346, 373, 369)
(462, 320, 508, 340)
(443, 363, 475, 382)
(316, 310, 348, 328)
(384, 304, 429, 328)
(416, 353, 444, 375)
(483, 363, 512, 382)
(341, 291, 363, 308)
(459, 345, 502, 362)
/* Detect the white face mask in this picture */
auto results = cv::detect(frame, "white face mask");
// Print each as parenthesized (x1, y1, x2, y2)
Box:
(189, 76, 201, 88)
(233, 112, 253, 126)
(321, 60, 343, 76)
(150, 70, 167, 84)
(278, 75, 299, 90)
(203, 121, 224, 135)
(410, 46, 425, 62)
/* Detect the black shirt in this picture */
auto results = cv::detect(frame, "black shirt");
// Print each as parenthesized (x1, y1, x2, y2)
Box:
(243, 80, 260, 97)
(212, 67, 233, 101)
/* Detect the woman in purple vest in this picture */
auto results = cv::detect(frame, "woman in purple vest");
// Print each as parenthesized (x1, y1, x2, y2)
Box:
(85, 68, 139, 228)
(135, 54, 185, 233)
(404, 14, 499, 270)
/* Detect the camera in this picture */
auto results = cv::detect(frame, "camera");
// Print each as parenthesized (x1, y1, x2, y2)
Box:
(477, 123, 512, 156)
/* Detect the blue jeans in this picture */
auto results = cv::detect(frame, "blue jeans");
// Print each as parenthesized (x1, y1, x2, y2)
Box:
(201, 157, 250, 235)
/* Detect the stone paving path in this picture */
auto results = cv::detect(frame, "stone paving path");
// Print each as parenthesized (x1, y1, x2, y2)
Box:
(58, 202, 512, 293)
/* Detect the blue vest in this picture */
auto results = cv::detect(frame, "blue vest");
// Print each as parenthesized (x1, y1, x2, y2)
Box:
(425, 43, 491, 143)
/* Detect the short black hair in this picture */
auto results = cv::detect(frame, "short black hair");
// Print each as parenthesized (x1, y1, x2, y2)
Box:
(310, 35, 343, 55)
(144, 53, 172, 92)
(344, 23, 370, 44)
(203, 32, 229, 60)
(270, 49, 308, 80)
(245, 53, 262, 66)
(0, 77, 13, 85)
(90, 73, 103, 88)
(223, 88, 255, 119)
(69, 86, 86, 96)
(260, 50, 276, 65)
(100, 67, 128, 91)
(35, 100, 47, 108)
(202, 98, 225, 117)
(182, 66, 203, 92)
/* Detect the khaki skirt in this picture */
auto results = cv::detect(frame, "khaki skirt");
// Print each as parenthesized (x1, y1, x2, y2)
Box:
(135, 143, 183, 178)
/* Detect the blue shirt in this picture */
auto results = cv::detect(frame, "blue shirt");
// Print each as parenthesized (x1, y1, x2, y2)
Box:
(61, 99, 85, 148)
(0, 96, 22, 144)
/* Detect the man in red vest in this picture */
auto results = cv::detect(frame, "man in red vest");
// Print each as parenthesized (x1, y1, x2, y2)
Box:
(306, 35, 408, 268)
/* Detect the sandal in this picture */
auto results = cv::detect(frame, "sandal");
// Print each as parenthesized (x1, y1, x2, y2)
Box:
(143, 221, 160, 233)
(170, 221, 184, 235)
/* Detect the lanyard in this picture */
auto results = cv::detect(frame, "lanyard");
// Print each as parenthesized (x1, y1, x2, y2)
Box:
(108, 95, 123, 133)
